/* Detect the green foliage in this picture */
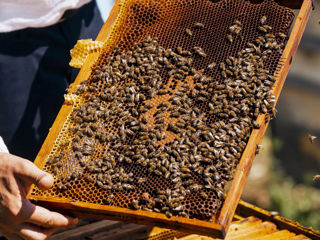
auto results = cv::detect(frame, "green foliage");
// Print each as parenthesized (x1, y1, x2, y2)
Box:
(268, 175, 320, 230)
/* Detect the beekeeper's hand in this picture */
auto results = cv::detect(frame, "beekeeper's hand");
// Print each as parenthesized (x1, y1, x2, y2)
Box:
(0, 153, 78, 240)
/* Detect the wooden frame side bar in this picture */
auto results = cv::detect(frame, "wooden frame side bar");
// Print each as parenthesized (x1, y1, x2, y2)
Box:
(217, 0, 313, 236)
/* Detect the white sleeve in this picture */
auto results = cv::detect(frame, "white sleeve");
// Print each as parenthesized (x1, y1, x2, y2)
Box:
(0, 137, 9, 153)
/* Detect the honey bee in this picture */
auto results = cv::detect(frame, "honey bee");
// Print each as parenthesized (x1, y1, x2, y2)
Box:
(253, 121, 261, 129)
(258, 26, 267, 33)
(131, 199, 140, 210)
(260, 16, 267, 25)
(179, 212, 189, 218)
(104, 196, 113, 205)
(208, 62, 217, 70)
(141, 192, 151, 202)
(255, 144, 262, 155)
(165, 211, 172, 218)
(193, 46, 207, 57)
(194, 22, 204, 29)
(308, 134, 317, 144)
(185, 28, 193, 36)
(123, 183, 134, 190)
(227, 34, 233, 43)
(313, 175, 320, 181)
(96, 180, 104, 189)
(56, 182, 64, 190)
(200, 191, 208, 199)
(137, 177, 146, 186)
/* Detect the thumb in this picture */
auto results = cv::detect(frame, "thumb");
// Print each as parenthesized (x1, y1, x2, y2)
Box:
(14, 155, 54, 190)
(37, 172, 54, 190)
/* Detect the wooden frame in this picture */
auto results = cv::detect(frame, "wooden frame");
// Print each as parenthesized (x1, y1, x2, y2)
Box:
(236, 201, 320, 240)
(27, 0, 313, 238)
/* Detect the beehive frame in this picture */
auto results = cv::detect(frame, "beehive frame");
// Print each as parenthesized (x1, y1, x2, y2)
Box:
(27, 0, 312, 237)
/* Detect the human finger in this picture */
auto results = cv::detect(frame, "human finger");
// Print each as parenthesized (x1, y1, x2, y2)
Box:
(13, 156, 54, 190)
(18, 223, 56, 240)
(25, 204, 78, 228)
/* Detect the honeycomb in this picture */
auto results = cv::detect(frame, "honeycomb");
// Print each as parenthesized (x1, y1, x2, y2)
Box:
(30, 0, 294, 222)
(148, 229, 188, 240)
(69, 39, 104, 68)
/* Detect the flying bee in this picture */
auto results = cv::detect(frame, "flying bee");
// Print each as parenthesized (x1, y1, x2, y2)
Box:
(308, 134, 317, 144)
(313, 175, 320, 181)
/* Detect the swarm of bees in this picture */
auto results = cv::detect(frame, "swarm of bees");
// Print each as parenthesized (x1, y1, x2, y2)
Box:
(46, 15, 287, 220)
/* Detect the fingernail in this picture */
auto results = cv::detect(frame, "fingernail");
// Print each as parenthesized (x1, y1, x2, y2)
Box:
(40, 174, 54, 189)
(42, 174, 53, 182)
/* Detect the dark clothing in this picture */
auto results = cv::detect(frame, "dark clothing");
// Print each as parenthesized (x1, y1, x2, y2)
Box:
(0, 0, 104, 160)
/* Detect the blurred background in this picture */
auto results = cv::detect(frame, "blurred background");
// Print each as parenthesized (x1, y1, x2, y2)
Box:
(95, 0, 320, 230)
